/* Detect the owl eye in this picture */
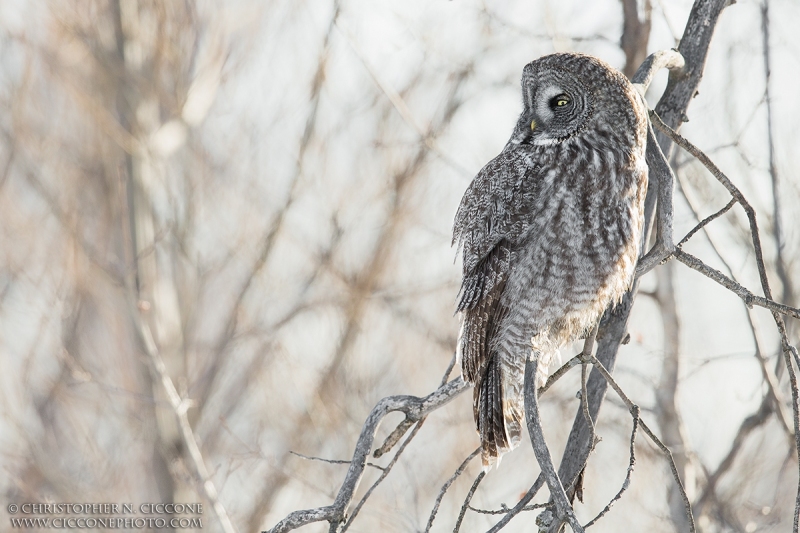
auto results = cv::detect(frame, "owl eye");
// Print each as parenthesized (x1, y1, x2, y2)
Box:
(550, 94, 571, 108)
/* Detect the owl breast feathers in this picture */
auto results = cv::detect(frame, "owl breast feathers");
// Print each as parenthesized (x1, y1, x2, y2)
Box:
(452, 53, 649, 468)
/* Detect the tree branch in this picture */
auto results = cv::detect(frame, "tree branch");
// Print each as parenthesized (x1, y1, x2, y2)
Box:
(453, 471, 486, 533)
(674, 168, 792, 435)
(588, 356, 696, 532)
(263, 378, 469, 533)
(635, 120, 678, 276)
(524, 356, 585, 533)
(676, 198, 735, 247)
(128, 307, 237, 533)
(424, 447, 480, 533)
(485, 474, 546, 533)
(674, 249, 800, 320)
(630, 48, 683, 97)
(583, 406, 639, 528)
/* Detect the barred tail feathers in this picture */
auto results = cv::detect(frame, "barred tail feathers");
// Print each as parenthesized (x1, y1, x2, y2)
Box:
(474, 355, 523, 469)
(472, 348, 562, 469)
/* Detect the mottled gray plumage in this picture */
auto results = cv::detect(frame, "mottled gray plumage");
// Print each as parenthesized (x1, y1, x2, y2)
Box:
(453, 53, 649, 468)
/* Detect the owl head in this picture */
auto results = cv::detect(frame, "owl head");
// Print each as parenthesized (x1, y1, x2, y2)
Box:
(509, 53, 641, 147)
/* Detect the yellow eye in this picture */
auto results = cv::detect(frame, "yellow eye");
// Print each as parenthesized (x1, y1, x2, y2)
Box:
(550, 94, 570, 108)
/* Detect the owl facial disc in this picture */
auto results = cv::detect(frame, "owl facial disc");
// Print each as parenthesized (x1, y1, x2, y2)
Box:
(511, 64, 593, 146)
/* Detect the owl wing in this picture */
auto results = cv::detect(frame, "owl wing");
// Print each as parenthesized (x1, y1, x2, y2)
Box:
(452, 149, 539, 321)
(453, 150, 540, 464)
(452, 150, 539, 283)
(453, 150, 539, 381)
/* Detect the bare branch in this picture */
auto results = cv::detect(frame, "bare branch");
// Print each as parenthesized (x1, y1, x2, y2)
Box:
(677, 198, 736, 247)
(649, 112, 800, 320)
(266, 328, 593, 533)
(675, 250, 800, 320)
(288, 451, 386, 472)
(425, 447, 480, 533)
(374, 352, 458, 458)
(372, 418, 416, 459)
(630, 49, 684, 97)
(485, 475, 546, 533)
(548, 28, 715, 532)
(263, 378, 470, 533)
(453, 472, 485, 533)
(578, 324, 602, 483)
(550, 0, 732, 517)
(635, 121, 677, 276)
(588, 356, 696, 532)
(340, 421, 426, 532)
(539, 355, 582, 395)
(468, 502, 550, 515)
(584, 406, 639, 528)
(128, 308, 237, 533)
(523, 356, 585, 532)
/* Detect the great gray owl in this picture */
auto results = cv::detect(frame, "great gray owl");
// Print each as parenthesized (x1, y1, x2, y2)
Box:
(453, 53, 648, 468)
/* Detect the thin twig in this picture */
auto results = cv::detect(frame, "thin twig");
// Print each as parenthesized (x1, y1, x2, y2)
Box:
(440, 351, 459, 387)
(579, 324, 601, 456)
(677, 198, 736, 247)
(375, 352, 458, 458)
(340, 421, 426, 532)
(468, 502, 550, 515)
(425, 448, 481, 533)
(584, 406, 640, 528)
(288, 451, 385, 472)
(485, 474, 546, 533)
(589, 356, 696, 533)
(453, 472, 485, 533)
(373, 419, 416, 459)
(674, 249, 800, 319)
(539, 355, 581, 395)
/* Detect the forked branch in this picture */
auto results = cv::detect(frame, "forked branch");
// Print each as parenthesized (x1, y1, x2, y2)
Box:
(264, 377, 469, 533)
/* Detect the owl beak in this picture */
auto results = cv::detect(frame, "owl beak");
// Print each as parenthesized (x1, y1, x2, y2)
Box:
(510, 115, 536, 145)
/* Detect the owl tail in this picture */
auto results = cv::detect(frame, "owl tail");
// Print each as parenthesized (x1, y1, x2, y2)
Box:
(474, 355, 524, 470)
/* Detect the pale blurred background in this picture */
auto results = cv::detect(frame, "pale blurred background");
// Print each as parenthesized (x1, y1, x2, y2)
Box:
(0, 0, 798, 531)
